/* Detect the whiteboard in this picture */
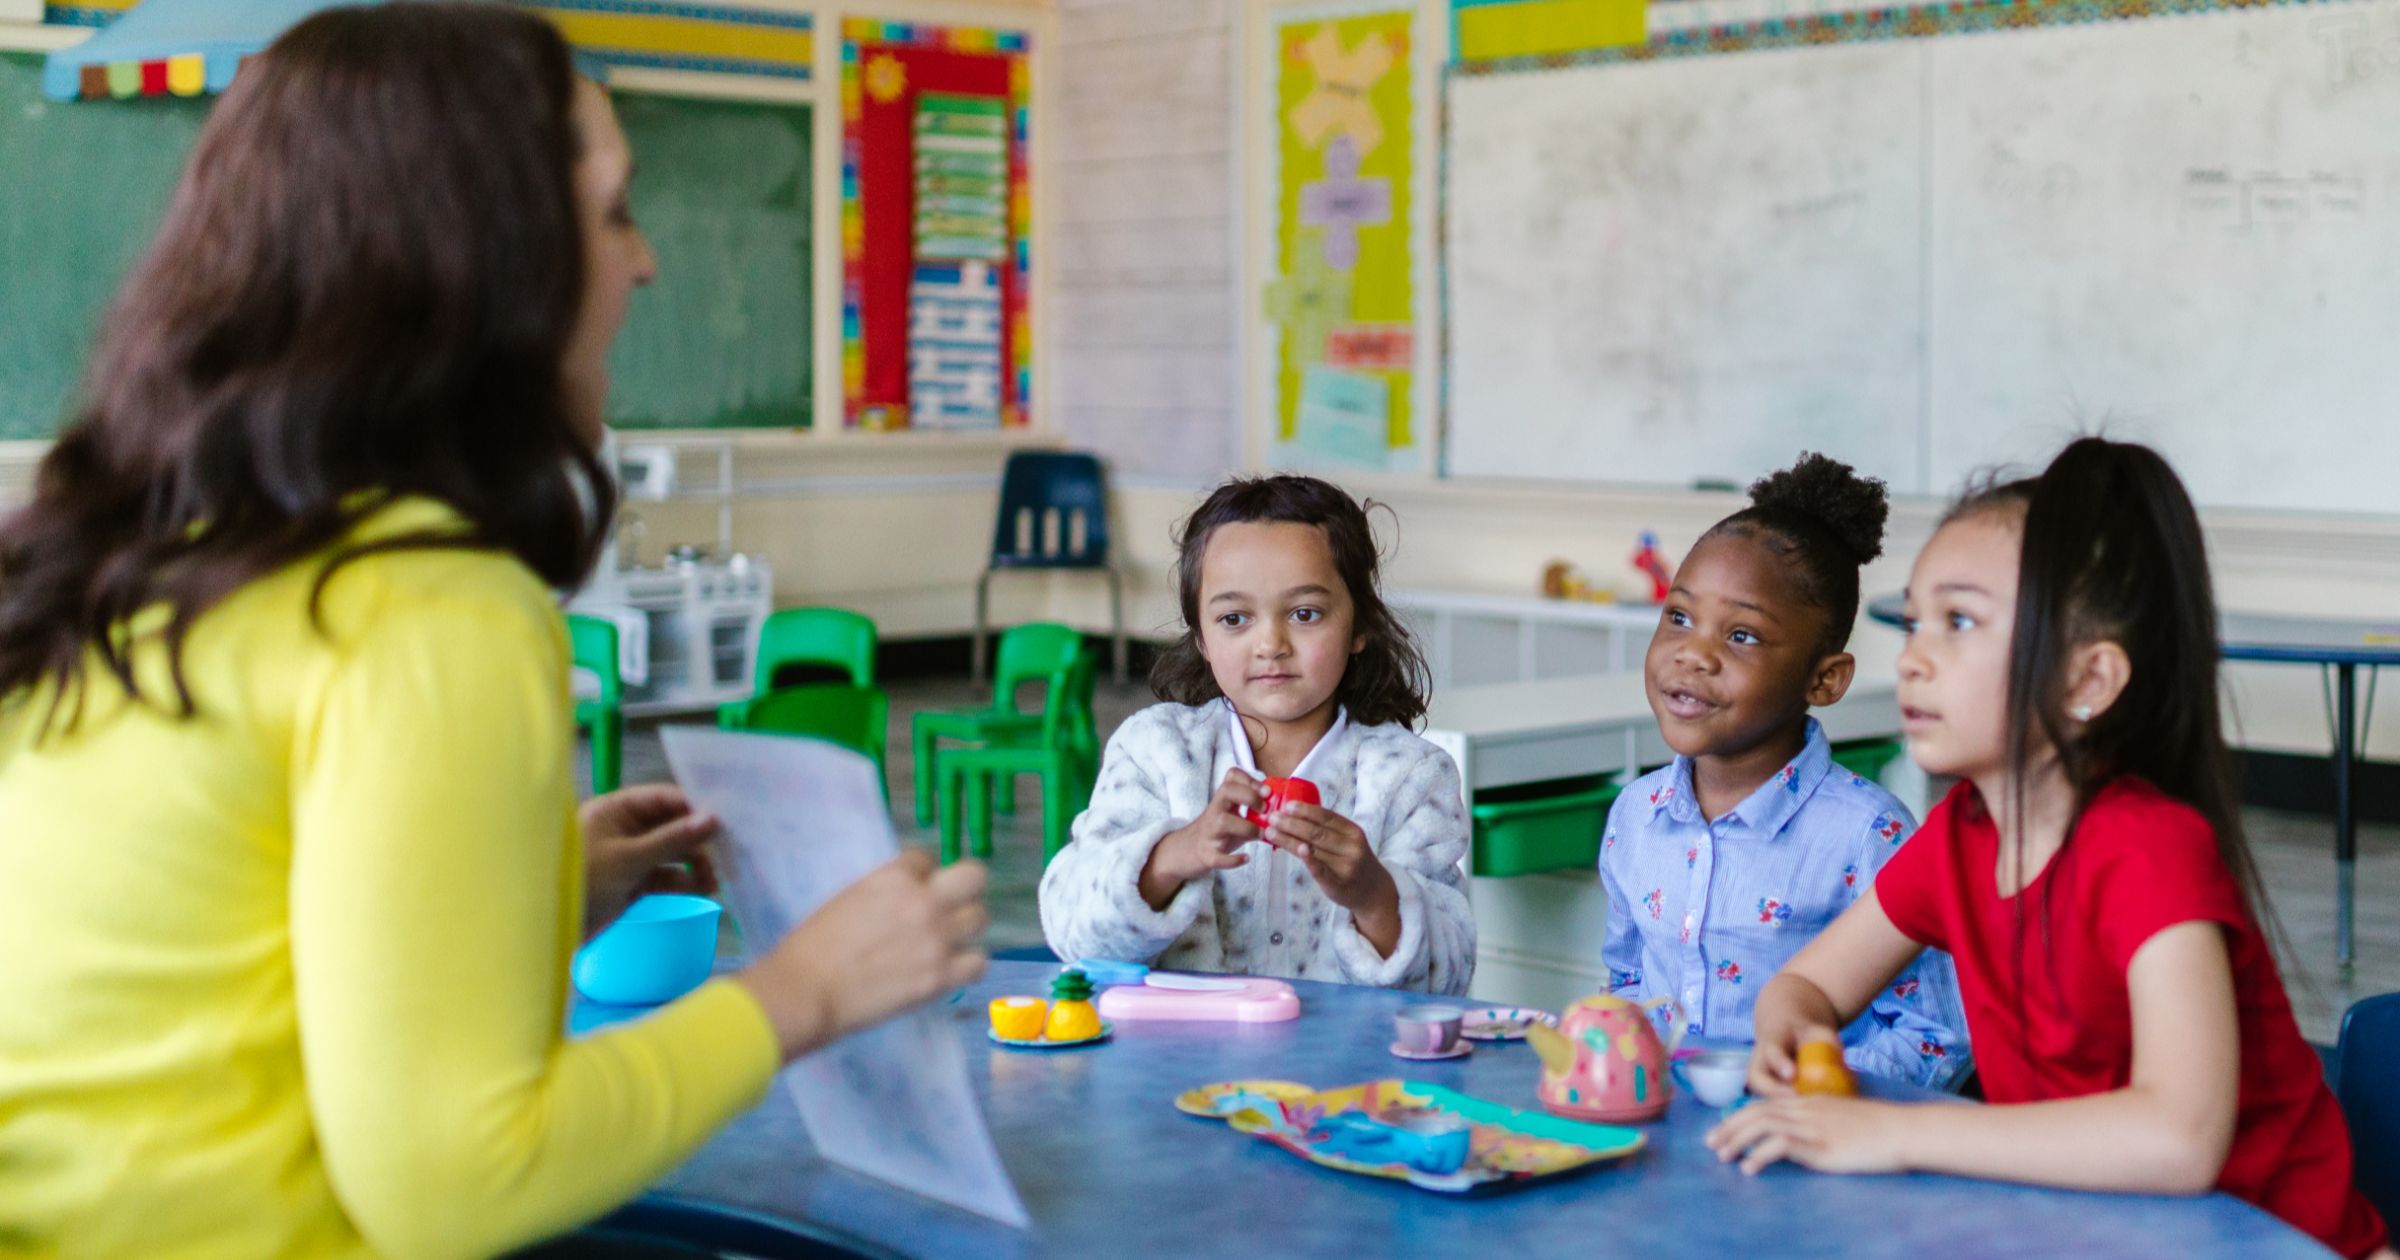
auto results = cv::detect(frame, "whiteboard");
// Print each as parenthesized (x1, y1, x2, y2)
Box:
(1927, 5, 2400, 511)
(1442, 0, 2400, 515)
(1444, 44, 1925, 491)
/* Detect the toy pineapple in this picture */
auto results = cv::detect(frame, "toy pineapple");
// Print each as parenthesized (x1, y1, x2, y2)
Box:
(1043, 969, 1101, 1041)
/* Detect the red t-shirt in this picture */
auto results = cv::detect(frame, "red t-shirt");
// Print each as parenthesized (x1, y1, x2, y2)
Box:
(1877, 777, 2386, 1259)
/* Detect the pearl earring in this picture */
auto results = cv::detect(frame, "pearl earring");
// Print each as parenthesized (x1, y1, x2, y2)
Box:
(2071, 705, 2094, 722)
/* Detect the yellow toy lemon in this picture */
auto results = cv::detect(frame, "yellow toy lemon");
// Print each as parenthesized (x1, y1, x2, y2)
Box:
(1043, 969, 1102, 1042)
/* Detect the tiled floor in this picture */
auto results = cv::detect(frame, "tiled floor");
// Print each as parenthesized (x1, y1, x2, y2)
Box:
(599, 675, 2398, 1045)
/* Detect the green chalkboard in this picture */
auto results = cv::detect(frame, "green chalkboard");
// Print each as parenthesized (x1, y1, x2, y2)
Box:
(606, 91, 813, 431)
(0, 52, 208, 440)
(0, 54, 812, 439)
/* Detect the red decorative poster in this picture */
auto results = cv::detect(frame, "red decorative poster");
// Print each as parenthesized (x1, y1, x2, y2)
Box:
(844, 22, 1030, 430)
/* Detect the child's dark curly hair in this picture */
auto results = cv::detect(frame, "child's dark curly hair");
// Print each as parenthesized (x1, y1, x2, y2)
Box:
(1149, 475, 1430, 728)
(1703, 451, 1889, 656)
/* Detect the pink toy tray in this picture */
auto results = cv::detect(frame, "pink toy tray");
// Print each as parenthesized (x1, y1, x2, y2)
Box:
(1094, 973, 1301, 1023)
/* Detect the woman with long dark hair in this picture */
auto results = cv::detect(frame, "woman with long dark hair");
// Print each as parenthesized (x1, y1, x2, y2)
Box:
(0, 7, 987, 1256)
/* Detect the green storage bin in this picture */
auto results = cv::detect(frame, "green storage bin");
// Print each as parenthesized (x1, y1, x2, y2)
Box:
(1470, 774, 1623, 878)
(1830, 737, 1907, 785)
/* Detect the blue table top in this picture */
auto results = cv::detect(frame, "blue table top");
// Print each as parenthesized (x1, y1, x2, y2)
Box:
(1867, 595, 2400, 667)
(634, 962, 2329, 1259)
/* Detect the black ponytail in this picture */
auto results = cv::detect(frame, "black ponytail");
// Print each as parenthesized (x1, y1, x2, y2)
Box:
(2006, 437, 2276, 950)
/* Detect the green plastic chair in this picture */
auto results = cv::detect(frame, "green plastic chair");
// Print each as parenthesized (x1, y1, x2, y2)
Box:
(937, 646, 1100, 865)
(730, 683, 892, 799)
(566, 614, 624, 795)
(911, 622, 1087, 827)
(718, 608, 878, 729)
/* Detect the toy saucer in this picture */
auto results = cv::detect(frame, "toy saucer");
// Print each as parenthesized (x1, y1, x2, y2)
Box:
(1389, 1040, 1472, 1062)
(989, 1020, 1113, 1051)
(1175, 1079, 1317, 1117)
(1459, 1006, 1558, 1042)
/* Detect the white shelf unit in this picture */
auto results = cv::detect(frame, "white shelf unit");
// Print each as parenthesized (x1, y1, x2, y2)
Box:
(571, 436, 773, 718)
(1389, 589, 1661, 692)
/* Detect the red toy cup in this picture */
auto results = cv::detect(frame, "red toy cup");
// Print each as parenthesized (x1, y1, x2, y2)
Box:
(1242, 776, 1320, 828)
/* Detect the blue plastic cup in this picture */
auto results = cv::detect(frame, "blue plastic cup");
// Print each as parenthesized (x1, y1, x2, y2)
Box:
(572, 894, 722, 1007)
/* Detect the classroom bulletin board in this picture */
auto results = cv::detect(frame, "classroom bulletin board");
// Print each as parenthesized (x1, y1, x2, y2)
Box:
(840, 17, 1032, 432)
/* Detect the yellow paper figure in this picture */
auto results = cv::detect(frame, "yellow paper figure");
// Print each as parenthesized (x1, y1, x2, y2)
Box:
(1288, 26, 1395, 157)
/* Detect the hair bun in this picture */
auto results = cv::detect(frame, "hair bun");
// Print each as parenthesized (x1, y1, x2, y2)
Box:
(1748, 452, 1889, 566)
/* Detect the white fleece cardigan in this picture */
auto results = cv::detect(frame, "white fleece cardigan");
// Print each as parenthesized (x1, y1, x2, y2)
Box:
(1037, 701, 1476, 995)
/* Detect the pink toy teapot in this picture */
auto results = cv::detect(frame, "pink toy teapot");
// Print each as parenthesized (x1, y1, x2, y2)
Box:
(1522, 994, 1687, 1123)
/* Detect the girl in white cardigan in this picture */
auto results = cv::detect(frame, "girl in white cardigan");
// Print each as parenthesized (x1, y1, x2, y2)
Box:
(1039, 476, 1475, 995)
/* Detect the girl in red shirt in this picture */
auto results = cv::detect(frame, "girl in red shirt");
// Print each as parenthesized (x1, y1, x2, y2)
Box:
(1706, 438, 2390, 1260)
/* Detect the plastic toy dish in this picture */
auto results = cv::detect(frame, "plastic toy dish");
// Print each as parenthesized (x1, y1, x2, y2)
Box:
(1389, 1040, 1473, 1062)
(1458, 1006, 1559, 1042)
(1312, 1109, 1474, 1175)
(571, 894, 721, 1007)
(1070, 959, 1151, 987)
(988, 1019, 1114, 1051)
(1173, 1079, 1318, 1118)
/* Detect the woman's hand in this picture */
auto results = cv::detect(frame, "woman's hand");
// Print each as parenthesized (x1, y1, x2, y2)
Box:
(1704, 1096, 1914, 1176)
(579, 784, 719, 939)
(736, 849, 989, 1060)
(1138, 770, 1264, 909)
(1265, 803, 1401, 955)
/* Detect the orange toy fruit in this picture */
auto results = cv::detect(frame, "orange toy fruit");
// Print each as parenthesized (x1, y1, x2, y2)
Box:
(1792, 1040, 1858, 1097)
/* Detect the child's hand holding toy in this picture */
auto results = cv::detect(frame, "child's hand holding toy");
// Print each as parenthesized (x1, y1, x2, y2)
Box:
(1745, 1007, 1846, 1099)
(1264, 800, 1402, 957)
(1139, 769, 1268, 908)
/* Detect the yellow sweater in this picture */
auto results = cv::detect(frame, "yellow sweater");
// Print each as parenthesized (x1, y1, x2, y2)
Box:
(0, 498, 779, 1260)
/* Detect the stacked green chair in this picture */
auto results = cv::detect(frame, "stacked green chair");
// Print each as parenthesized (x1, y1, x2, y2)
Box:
(566, 614, 624, 795)
(718, 609, 887, 792)
(911, 622, 1086, 827)
(728, 683, 890, 782)
(719, 607, 878, 729)
(937, 645, 1100, 866)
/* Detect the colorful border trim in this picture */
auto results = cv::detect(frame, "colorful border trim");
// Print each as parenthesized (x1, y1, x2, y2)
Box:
(525, 0, 814, 81)
(1453, 0, 2306, 73)
(841, 18, 1033, 429)
(1450, 0, 1647, 63)
(41, 1, 813, 81)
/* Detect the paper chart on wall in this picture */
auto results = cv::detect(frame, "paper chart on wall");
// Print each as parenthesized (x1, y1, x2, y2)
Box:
(1270, 4, 1418, 471)
(1294, 365, 1394, 469)
(659, 727, 1029, 1228)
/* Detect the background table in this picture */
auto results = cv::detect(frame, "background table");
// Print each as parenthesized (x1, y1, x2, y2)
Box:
(640, 962, 2329, 1259)
(1868, 595, 2398, 970)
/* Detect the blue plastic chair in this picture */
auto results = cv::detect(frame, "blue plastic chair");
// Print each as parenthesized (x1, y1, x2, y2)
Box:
(2336, 992, 2400, 1223)
(974, 451, 1125, 686)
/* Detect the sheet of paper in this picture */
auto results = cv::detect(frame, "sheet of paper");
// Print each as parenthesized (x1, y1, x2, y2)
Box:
(1294, 364, 1392, 470)
(660, 727, 1029, 1229)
